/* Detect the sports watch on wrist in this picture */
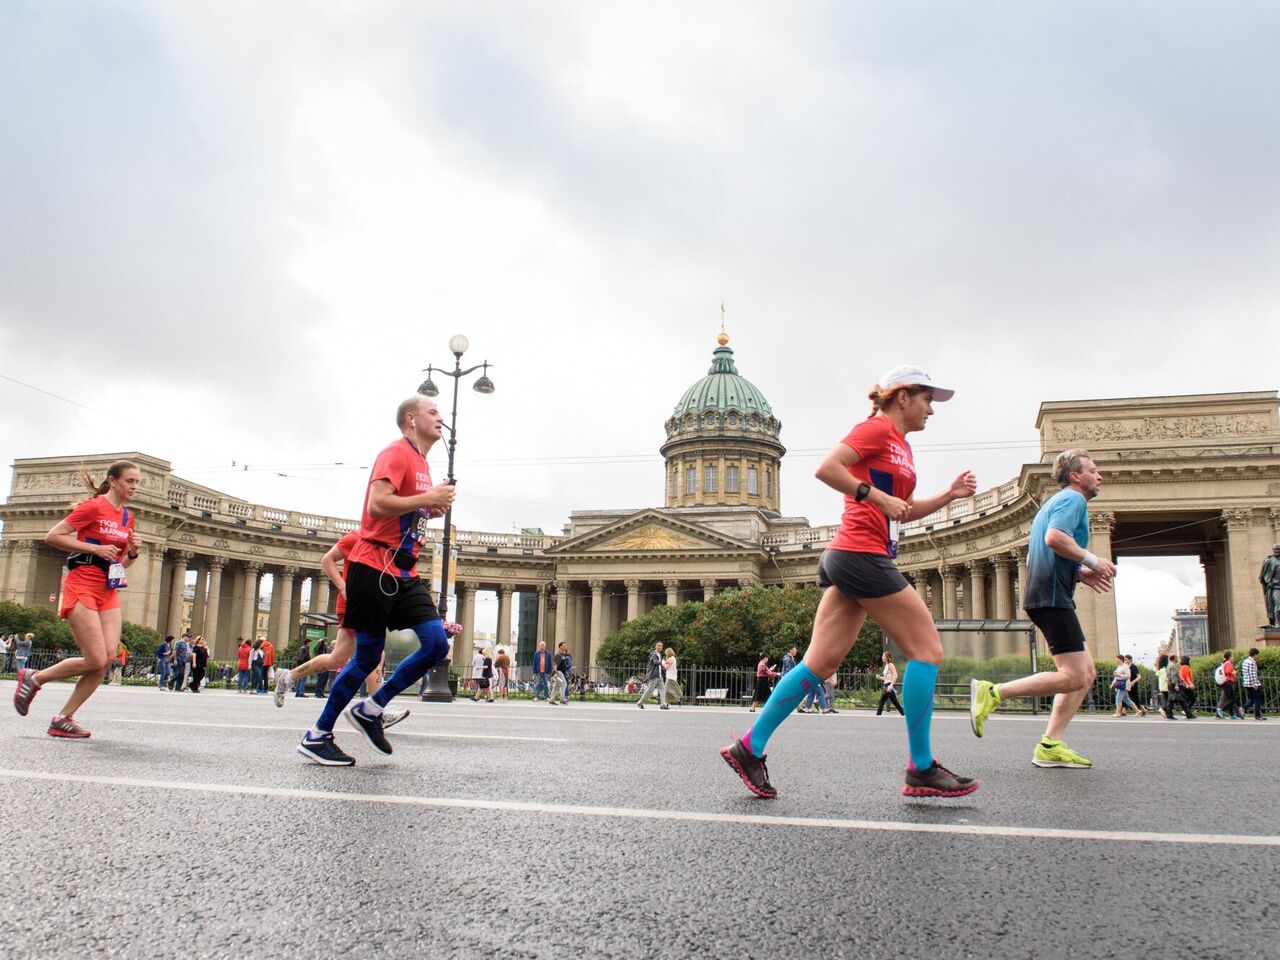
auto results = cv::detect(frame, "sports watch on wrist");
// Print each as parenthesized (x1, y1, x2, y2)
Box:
(854, 482, 872, 502)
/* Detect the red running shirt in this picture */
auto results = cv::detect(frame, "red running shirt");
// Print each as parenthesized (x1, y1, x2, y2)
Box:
(63, 496, 135, 587)
(827, 416, 917, 557)
(333, 531, 359, 617)
(346, 437, 434, 578)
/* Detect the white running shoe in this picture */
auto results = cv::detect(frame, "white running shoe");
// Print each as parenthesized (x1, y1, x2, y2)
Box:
(273, 669, 292, 708)
(382, 707, 410, 729)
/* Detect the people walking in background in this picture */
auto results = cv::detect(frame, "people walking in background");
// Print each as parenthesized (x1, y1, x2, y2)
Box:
(781, 646, 798, 676)
(12, 461, 142, 739)
(172, 633, 192, 692)
(1215, 651, 1244, 719)
(262, 637, 276, 690)
(1112, 654, 1143, 718)
(294, 638, 312, 698)
(876, 651, 904, 716)
(1242, 648, 1265, 720)
(636, 641, 668, 709)
(1156, 654, 1174, 718)
(1165, 654, 1194, 719)
(15, 633, 33, 674)
(663, 647, 681, 706)
(1178, 656, 1197, 717)
(312, 638, 332, 699)
(189, 636, 208, 692)
(250, 638, 266, 694)
(494, 647, 511, 701)
(555, 643, 572, 705)
(748, 654, 779, 713)
(236, 638, 251, 693)
(532, 640, 551, 702)
(109, 642, 127, 684)
(1124, 655, 1146, 715)
(156, 635, 173, 691)
(798, 666, 835, 714)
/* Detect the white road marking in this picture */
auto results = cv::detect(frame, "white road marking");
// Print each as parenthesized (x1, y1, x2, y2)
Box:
(0, 767, 1274, 848)
(106, 718, 567, 743)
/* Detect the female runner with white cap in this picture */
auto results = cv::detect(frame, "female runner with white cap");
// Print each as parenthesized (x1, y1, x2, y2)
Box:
(720, 365, 980, 799)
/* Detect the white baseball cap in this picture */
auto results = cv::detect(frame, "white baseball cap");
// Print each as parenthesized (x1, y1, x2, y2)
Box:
(877, 365, 955, 401)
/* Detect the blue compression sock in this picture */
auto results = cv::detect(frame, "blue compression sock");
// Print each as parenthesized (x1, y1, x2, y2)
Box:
(742, 663, 821, 757)
(902, 660, 937, 771)
(372, 619, 450, 707)
(315, 631, 383, 732)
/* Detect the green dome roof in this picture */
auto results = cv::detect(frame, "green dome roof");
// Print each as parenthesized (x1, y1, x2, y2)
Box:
(671, 341, 774, 418)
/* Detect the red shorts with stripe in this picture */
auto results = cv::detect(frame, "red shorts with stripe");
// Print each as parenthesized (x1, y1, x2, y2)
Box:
(60, 573, 121, 620)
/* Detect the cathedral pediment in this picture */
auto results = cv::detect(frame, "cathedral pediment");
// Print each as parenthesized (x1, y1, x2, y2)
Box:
(546, 510, 761, 556)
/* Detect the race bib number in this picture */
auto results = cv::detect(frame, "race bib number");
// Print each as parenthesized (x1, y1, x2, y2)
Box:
(415, 509, 430, 544)
(106, 562, 128, 590)
(887, 520, 899, 559)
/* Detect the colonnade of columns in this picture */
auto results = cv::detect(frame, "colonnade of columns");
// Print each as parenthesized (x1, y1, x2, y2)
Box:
(449, 576, 755, 672)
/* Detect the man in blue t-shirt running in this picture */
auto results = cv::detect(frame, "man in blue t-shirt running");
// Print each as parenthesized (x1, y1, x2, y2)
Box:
(968, 449, 1116, 769)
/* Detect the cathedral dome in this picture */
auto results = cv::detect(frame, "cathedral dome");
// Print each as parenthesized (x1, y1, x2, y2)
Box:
(660, 333, 784, 513)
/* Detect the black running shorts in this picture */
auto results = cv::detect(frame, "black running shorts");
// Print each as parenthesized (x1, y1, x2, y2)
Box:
(1026, 606, 1087, 656)
(343, 560, 439, 636)
(817, 548, 910, 600)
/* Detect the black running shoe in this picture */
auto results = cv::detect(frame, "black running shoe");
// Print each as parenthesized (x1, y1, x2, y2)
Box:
(902, 760, 979, 798)
(296, 732, 355, 766)
(345, 701, 392, 754)
(719, 738, 778, 799)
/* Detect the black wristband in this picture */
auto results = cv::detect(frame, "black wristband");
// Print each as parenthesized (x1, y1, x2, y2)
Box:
(127, 552, 140, 560)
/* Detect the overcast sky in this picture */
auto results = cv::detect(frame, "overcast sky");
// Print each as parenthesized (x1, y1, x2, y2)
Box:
(3, 2, 1277, 659)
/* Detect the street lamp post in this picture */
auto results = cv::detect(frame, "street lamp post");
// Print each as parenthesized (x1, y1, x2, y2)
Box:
(417, 333, 494, 702)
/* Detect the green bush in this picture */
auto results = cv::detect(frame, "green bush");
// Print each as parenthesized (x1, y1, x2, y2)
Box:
(0, 600, 158, 659)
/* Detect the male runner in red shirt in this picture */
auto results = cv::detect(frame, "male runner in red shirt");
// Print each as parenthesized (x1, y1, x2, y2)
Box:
(297, 396, 455, 766)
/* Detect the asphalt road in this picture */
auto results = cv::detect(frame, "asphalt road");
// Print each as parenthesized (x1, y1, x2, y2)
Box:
(1, 682, 1276, 960)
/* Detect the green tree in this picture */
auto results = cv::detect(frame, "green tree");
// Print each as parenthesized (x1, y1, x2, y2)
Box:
(596, 585, 884, 669)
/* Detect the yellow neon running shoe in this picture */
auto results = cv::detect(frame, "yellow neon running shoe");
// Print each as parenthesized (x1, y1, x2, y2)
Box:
(969, 679, 1000, 738)
(1032, 738, 1093, 769)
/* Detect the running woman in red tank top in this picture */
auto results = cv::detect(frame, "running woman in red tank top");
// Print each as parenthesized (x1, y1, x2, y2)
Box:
(13, 461, 143, 738)
(720, 366, 981, 800)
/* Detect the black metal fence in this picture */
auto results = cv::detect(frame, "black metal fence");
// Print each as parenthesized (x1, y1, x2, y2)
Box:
(4, 651, 1280, 714)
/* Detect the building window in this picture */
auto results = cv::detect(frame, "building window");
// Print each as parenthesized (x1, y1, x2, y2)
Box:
(685, 468, 696, 495)
(670, 469, 678, 499)
(726, 465, 740, 493)
(765, 468, 772, 498)
(704, 465, 718, 494)
(747, 466, 759, 495)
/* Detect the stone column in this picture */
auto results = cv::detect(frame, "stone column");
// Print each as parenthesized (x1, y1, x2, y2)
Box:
(1014, 548, 1028, 616)
(924, 570, 942, 619)
(455, 583, 477, 666)
(625, 579, 641, 622)
(1086, 511, 1119, 659)
(535, 583, 548, 648)
(311, 576, 331, 616)
(273, 567, 297, 651)
(240, 562, 262, 640)
(737, 576, 760, 591)
(588, 579, 605, 668)
(205, 558, 227, 657)
(288, 572, 304, 649)
(1201, 551, 1226, 651)
(966, 560, 987, 620)
(1223, 509, 1262, 643)
(166, 551, 192, 638)
(190, 563, 209, 636)
(664, 578, 681, 606)
(497, 584, 514, 649)
(941, 566, 958, 619)
(143, 543, 166, 630)
(1246, 509, 1274, 630)
(0, 540, 12, 601)
(992, 556, 1013, 620)
(553, 580, 569, 657)
(119, 542, 149, 625)
(701, 578, 717, 601)
(4, 541, 37, 605)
